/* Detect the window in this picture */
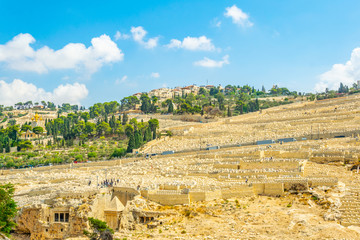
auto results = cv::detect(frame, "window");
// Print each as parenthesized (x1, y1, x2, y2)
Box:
(54, 212, 69, 222)
(59, 213, 64, 222)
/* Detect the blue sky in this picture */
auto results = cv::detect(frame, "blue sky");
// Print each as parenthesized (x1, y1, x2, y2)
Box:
(1, 0, 360, 106)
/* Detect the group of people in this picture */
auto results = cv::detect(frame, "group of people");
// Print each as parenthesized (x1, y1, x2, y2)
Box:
(100, 179, 119, 187)
(88, 178, 121, 188)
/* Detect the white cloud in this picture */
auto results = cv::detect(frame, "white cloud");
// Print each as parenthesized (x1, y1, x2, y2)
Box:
(130, 26, 158, 49)
(115, 75, 137, 87)
(151, 72, 160, 78)
(315, 48, 360, 92)
(114, 31, 130, 40)
(194, 55, 229, 68)
(224, 5, 253, 27)
(0, 79, 88, 106)
(115, 75, 128, 85)
(0, 33, 124, 74)
(211, 18, 222, 28)
(167, 36, 215, 51)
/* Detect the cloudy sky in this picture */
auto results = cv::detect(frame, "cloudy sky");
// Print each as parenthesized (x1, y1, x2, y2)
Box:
(1, 0, 360, 106)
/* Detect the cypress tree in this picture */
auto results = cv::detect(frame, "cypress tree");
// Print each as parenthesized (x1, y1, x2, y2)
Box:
(168, 102, 174, 113)
(5, 142, 10, 153)
(122, 113, 128, 125)
(109, 115, 116, 133)
(134, 130, 143, 148)
(143, 127, 152, 142)
(227, 105, 232, 117)
(127, 133, 136, 153)
(0, 142, 3, 153)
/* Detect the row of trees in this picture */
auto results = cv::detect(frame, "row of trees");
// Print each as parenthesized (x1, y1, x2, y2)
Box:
(45, 111, 159, 153)
(14, 101, 56, 110)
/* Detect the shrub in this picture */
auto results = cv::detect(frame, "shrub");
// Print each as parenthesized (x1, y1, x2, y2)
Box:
(88, 152, 97, 159)
(84, 217, 114, 240)
(0, 183, 17, 234)
(75, 154, 83, 161)
(110, 148, 126, 158)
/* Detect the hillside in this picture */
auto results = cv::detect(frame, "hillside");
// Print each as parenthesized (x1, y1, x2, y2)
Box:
(2, 93, 360, 239)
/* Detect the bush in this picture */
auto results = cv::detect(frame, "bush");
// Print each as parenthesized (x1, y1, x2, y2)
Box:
(88, 152, 97, 159)
(110, 148, 126, 158)
(0, 183, 17, 234)
(75, 154, 83, 161)
(84, 217, 114, 240)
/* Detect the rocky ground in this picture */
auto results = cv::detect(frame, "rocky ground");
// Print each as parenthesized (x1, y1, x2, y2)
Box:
(114, 191, 360, 240)
(3, 155, 360, 239)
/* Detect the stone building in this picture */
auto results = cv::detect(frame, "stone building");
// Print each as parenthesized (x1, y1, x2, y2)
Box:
(15, 188, 163, 240)
(20, 129, 37, 139)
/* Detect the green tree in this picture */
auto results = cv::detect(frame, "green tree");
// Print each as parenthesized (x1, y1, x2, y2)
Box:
(74, 121, 86, 137)
(235, 100, 245, 114)
(227, 105, 232, 117)
(134, 130, 143, 148)
(148, 119, 159, 140)
(122, 113, 128, 125)
(143, 127, 152, 142)
(120, 96, 139, 110)
(21, 124, 32, 132)
(110, 148, 126, 158)
(81, 112, 90, 123)
(125, 124, 134, 138)
(127, 133, 136, 153)
(88, 152, 97, 159)
(5, 142, 10, 153)
(198, 87, 208, 96)
(140, 93, 152, 113)
(115, 123, 124, 137)
(33, 126, 44, 144)
(84, 217, 114, 240)
(6, 125, 20, 141)
(17, 140, 33, 151)
(0, 183, 17, 235)
(167, 100, 174, 113)
(96, 122, 111, 136)
(85, 122, 96, 137)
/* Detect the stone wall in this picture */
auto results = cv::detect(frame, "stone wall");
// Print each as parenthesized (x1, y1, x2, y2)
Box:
(143, 190, 190, 205)
(221, 185, 255, 199)
(264, 183, 284, 196)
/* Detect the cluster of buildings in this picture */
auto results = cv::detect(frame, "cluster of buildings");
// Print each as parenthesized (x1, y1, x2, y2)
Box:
(132, 84, 223, 103)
